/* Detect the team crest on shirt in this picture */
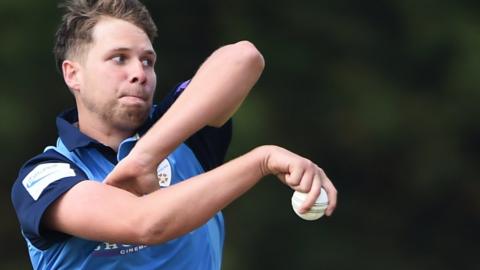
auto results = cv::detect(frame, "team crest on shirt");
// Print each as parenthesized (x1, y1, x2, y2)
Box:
(157, 159, 172, 187)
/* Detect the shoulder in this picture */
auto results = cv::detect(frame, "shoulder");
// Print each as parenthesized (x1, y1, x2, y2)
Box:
(13, 149, 87, 199)
(11, 149, 88, 249)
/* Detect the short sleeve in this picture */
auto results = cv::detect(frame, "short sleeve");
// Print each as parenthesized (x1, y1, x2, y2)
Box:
(11, 149, 88, 250)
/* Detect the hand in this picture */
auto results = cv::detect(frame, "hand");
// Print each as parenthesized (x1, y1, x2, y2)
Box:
(104, 155, 160, 196)
(259, 146, 337, 216)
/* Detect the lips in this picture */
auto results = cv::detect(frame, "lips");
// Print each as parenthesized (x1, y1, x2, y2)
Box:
(118, 86, 154, 106)
(121, 94, 146, 100)
(119, 90, 148, 101)
(119, 92, 150, 106)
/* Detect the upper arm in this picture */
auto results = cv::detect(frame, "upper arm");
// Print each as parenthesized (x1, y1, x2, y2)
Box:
(43, 180, 145, 244)
(11, 150, 89, 249)
(201, 41, 264, 127)
(156, 81, 233, 172)
(11, 150, 148, 249)
(196, 41, 264, 127)
(155, 41, 263, 129)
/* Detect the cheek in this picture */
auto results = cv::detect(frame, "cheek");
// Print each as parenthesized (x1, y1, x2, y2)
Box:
(83, 71, 119, 99)
(95, 68, 128, 93)
(150, 72, 157, 87)
(147, 71, 157, 93)
(103, 66, 127, 81)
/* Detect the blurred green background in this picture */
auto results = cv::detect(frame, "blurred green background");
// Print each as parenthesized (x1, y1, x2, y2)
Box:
(1, 0, 479, 269)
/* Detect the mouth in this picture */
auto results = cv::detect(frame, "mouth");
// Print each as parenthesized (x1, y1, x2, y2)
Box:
(119, 94, 149, 105)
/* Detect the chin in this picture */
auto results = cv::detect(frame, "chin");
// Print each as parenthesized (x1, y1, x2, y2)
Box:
(116, 108, 150, 130)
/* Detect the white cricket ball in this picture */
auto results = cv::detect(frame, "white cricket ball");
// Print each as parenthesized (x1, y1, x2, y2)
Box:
(291, 188, 328, 221)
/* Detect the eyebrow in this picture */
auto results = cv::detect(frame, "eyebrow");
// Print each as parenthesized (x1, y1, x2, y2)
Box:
(108, 47, 157, 57)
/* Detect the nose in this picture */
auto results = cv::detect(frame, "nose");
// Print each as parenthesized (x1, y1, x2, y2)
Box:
(129, 60, 147, 85)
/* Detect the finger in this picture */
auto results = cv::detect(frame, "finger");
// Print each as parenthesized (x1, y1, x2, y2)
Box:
(284, 164, 304, 187)
(299, 173, 321, 213)
(295, 167, 314, 193)
(275, 173, 286, 184)
(321, 176, 337, 216)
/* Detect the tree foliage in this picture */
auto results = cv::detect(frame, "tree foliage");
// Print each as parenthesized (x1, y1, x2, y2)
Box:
(1, 0, 478, 269)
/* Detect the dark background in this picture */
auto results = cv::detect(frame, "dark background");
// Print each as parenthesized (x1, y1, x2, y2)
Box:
(1, 0, 479, 269)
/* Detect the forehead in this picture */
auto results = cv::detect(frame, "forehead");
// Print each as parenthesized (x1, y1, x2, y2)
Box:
(90, 17, 154, 53)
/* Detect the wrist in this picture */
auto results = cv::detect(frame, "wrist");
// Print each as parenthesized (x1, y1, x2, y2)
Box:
(128, 142, 168, 170)
(120, 151, 157, 178)
(252, 145, 276, 177)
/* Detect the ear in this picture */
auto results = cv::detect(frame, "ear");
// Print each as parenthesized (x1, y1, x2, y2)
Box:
(62, 60, 82, 92)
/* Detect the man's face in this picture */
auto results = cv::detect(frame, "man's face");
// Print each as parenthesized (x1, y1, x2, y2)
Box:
(76, 17, 157, 132)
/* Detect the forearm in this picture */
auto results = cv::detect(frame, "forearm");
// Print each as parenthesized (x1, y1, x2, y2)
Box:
(133, 146, 268, 244)
(131, 41, 264, 168)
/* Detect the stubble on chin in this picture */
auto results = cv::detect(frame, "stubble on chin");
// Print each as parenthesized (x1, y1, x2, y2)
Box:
(109, 105, 150, 131)
(82, 95, 151, 132)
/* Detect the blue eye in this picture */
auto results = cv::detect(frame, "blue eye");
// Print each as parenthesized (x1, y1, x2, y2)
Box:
(142, 58, 154, 67)
(112, 55, 126, 64)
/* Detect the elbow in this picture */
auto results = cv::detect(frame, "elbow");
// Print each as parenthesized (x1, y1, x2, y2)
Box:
(133, 203, 190, 245)
(137, 225, 166, 246)
(135, 215, 172, 245)
(136, 224, 168, 246)
(128, 204, 170, 245)
(231, 40, 265, 74)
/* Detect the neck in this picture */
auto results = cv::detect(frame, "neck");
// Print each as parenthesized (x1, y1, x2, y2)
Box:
(76, 110, 135, 152)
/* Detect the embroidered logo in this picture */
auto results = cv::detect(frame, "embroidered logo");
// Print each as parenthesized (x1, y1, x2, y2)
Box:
(157, 159, 172, 187)
(22, 163, 75, 200)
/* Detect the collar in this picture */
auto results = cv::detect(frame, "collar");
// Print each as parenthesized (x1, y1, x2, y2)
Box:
(56, 108, 98, 151)
(56, 107, 158, 151)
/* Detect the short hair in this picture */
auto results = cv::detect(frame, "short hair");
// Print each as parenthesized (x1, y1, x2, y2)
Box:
(53, 0, 157, 71)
